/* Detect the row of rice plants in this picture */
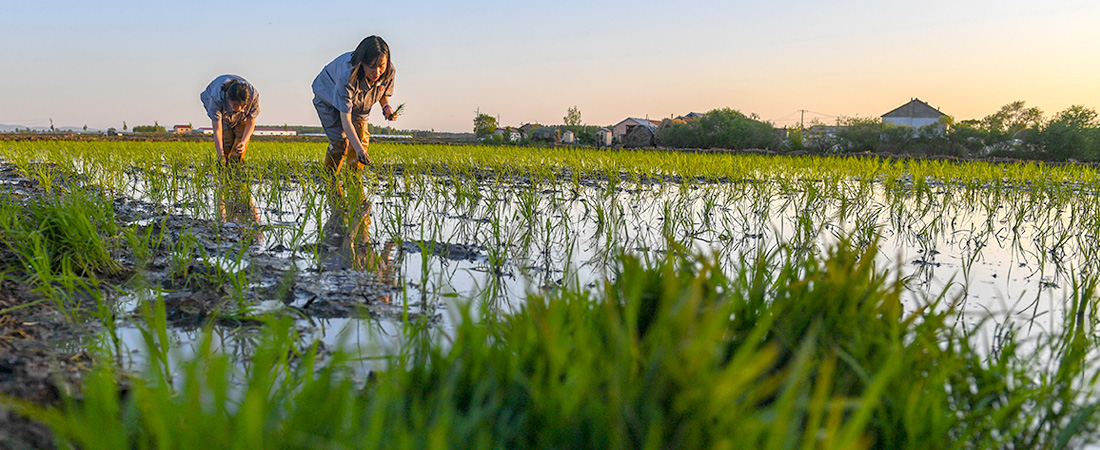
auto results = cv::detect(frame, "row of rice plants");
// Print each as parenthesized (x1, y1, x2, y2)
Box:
(9, 141, 1099, 326)
(6, 239, 1099, 449)
(7, 141, 1100, 306)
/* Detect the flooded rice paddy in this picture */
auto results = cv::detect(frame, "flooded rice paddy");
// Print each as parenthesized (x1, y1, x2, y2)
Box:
(4, 141, 1100, 375)
(6, 141, 1100, 448)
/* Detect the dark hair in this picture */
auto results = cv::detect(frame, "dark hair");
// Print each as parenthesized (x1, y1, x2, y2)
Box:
(349, 35, 391, 84)
(224, 80, 251, 104)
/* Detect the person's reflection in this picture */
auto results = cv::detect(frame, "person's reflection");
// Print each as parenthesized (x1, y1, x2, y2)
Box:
(215, 177, 264, 247)
(322, 179, 397, 299)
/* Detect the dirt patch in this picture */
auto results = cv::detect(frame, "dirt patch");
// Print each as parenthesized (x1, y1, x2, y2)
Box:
(0, 281, 91, 450)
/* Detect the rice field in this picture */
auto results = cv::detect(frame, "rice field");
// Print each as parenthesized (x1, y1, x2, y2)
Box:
(2, 139, 1099, 449)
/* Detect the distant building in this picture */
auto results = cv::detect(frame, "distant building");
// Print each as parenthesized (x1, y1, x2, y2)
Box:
(253, 127, 296, 136)
(612, 117, 659, 141)
(596, 128, 612, 147)
(495, 128, 521, 141)
(804, 125, 843, 139)
(881, 98, 947, 129)
(518, 123, 540, 138)
(675, 112, 705, 121)
(529, 126, 561, 143)
(173, 124, 192, 134)
(561, 130, 575, 145)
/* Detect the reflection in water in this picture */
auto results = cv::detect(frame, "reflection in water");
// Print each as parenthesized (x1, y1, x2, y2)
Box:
(215, 176, 264, 247)
(322, 179, 397, 300)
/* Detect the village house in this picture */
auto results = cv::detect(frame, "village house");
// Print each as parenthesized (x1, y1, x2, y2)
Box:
(612, 117, 660, 148)
(596, 128, 612, 147)
(518, 123, 539, 138)
(494, 128, 521, 142)
(173, 124, 192, 134)
(881, 98, 948, 130)
(675, 112, 705, 122)
(612, 117, 660, 141)
(529, 126, 561, 143)
(561, 130, 575, 145)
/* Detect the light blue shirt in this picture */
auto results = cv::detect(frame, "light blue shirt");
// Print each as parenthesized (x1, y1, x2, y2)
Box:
(200, 75, 260, 127)
(312, 52, 395, 116)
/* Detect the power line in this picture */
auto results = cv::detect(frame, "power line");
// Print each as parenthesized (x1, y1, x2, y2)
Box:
(769, 109, 839, 130)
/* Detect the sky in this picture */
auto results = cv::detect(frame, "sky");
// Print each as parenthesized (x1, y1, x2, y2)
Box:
(1, 0, 1098, 132)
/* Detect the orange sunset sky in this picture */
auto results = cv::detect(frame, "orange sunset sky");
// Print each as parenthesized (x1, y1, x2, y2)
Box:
(2, 0, 1097, 132)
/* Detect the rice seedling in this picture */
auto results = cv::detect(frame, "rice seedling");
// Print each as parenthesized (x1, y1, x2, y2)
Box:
(5, 139, 1100, 447)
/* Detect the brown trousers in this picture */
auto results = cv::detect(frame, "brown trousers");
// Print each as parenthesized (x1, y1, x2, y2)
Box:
(324, 117, 370, 173)
(222, 121, 248, 163)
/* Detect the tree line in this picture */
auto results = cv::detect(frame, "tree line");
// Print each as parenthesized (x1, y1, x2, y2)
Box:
(661, 101, 1100, 161)
(473, 101, 1098, 162)
(805, 101, 1100, 161)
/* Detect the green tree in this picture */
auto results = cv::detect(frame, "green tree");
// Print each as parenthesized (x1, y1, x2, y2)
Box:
(658, 108, 777, 150)
(564, 106, 582, 126)
(123, 121, 127, 131)
(943, 120, 989, 156)
(474, 111, 498, 138)
(834, 117, 890, 153)
(1033, 105, 1100, 160)
(132, 122, 166, 133)
(980, 101, 1043, 138)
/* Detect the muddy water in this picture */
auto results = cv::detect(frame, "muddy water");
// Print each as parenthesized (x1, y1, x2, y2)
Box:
(88, 169, 1099, 375)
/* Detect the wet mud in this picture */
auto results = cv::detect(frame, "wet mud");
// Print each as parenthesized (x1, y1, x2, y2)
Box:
(0, 163, 431, 448)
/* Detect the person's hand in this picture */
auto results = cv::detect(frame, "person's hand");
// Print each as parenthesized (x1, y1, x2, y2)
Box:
(356, 150, 372, 166)
(383, 104, 397, 121)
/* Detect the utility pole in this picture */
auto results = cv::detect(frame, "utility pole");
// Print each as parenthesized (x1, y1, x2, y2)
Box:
(800, 110, 805, 131)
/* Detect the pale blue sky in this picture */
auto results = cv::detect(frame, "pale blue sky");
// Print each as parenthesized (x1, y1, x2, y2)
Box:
(2, 0, 1098, 132)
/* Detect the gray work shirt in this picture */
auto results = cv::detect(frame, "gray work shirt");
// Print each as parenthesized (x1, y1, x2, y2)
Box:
(200, 75, 260, 128)
(312, 52, 395, 117)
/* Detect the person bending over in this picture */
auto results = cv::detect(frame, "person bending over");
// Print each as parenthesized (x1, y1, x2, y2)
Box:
(312, 35, 399, 173)
(200, 75, 260, 164)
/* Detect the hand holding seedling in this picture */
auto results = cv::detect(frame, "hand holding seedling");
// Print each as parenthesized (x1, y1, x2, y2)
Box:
(384, 103, 404, 121)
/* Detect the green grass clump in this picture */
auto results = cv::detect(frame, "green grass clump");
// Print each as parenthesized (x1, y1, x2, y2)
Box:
(7, 240, 1097, 449)
(0, 187, 125, 302)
